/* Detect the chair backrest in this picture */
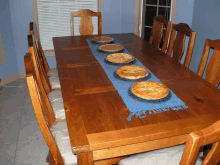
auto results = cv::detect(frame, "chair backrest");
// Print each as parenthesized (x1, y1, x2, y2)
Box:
(28, 34, 52, 94)
(29, 22, 50, 73)
(149, 15, 171, 53)
(166, 23, 196, 68)
(25, 48, 56, 124)
(70, 9, 102, 36)
(180, 120, 220, 165)
(24, 53, 64, 164)
(197, 39, 220, 87)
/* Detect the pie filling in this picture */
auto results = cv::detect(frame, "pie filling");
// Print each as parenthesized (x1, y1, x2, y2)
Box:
(106, 53, 134, 63)
(116, 66, 148, 79)
(99, 44, 123, 52)
(131, 81, 169, 100)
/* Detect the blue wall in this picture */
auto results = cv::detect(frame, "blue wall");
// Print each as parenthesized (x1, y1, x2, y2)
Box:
(175, 0, 195, 26)
(9, 0, 33, 73)
(175, 0, 196, 65)
(190, 0, 220, 74)
(102, 0, 121, 34)
(102, 0, 135, 34)
(0, 0, 18, 79)
(121, 0, 135, 33)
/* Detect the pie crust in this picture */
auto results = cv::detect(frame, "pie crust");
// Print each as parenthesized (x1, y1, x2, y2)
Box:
(131, 81, 169, 100)
(92, 36, 114, 43)
(106, 53, 134, 64)
(116, 66, 148, 79)
(99, 44, 123, 52)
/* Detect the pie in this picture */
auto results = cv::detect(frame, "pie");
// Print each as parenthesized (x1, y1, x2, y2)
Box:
(106, 53, 134, 63)
(116, 66, 148, 79)
(92, 36, 114, 43)
(99, 44, 123, 52)
(131, 81, 169, 100)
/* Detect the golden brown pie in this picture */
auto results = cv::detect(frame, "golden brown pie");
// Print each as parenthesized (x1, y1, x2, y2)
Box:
(92, 36, 114, 43)
(131, 81, 169, 100)
(116, 66, 148, 79)
(106, 53, 134, 63)
(99, 44, 123, 52)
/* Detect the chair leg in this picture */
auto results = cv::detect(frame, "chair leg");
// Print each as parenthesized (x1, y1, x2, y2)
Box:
(47, 151, 57, 165)
(203, 142, 220, 164)
(78, 152, 94, 165)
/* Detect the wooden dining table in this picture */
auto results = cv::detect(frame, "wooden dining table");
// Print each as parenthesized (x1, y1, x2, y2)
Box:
(53, 33, 220, 165)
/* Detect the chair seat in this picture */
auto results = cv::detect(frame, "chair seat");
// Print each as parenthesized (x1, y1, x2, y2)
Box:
(48, 90, 65, 119)
(50, 120, 77, 165)
(47, 68, 61, 89)
(48, 76, 61, 89)
(47, 68, 59, 78)
(119, 145, 203, 165)
(50, 99, 66, 120)
(48, 89, 63, 103)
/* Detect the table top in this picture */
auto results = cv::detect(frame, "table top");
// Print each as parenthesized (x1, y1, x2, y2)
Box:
(53, 33, 220, 155)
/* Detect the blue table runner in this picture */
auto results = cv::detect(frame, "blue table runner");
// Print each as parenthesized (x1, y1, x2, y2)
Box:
(86, 37, 188, 121)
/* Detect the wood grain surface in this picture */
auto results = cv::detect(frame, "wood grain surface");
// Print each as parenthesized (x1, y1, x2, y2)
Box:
(53, 33, 220, 165)
(149, 15, 171, 53)
(70, 9, 102, 36)
(166, 23, 196, 68)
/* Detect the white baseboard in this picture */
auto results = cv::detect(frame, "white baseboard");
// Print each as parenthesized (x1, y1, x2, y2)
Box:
(44, 49, 55, 56)
(2, 72, 25, 84)
(19, 72, 26, 78)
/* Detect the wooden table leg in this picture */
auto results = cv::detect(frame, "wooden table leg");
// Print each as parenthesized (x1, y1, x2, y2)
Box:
(78, 152, 94, 165)
(203, 142, 220, 164)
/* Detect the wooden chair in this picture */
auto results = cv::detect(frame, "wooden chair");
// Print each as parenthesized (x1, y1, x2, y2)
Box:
(119, 120, 220, 165)
(197, 39, 220, 87)
(28, 35, 65, 121)
(166, 23, 196, 68)
(70, 9, 102, 36)
(25, 53, 76, 165)
(29, 22, 59, 80)
(28, 34, 60, 92)
(28, 34, 50, 94)
(149, 15, 171, 53)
